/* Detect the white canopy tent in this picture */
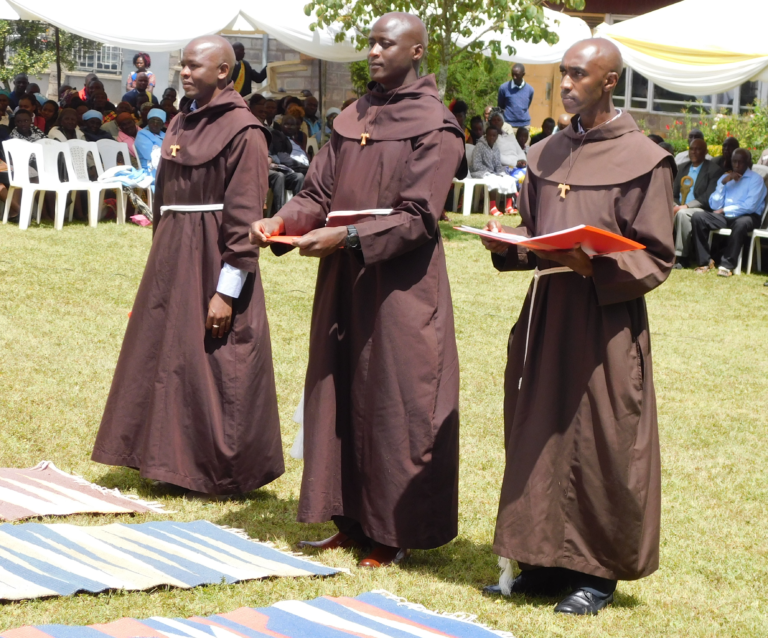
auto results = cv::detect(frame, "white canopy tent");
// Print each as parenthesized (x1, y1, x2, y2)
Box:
(0, 0, 591, 65)
(596, 0, 768, 95)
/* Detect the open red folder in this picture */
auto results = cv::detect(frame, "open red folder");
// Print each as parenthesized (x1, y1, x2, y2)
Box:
(264, 235, 301, 245)
(455, 224, 644, 255)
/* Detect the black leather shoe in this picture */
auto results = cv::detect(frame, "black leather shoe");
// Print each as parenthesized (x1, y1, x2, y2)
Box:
(554, 589, 613, 615)
(483, 569, 572, 597)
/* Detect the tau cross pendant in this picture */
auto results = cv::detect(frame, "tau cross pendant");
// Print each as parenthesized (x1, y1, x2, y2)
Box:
(360, 133, 370, 146)
(557, 183, 570, 199)
(170, 144, 181, 157)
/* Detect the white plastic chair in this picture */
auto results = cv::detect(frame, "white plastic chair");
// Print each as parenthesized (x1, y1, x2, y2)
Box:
(96, 139, 131, 169)
(62, 140, 125, 227)
(32, 139, 76, 230)
(708, 165, 768, 275)
(451, 144, 503, 216)
(2, 139, 65, 230)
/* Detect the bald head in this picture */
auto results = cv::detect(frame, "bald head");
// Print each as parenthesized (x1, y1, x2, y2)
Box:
(368, 12, 427, 90)
(731, 147, 752, 174)
(181, 35, 236, 106)
(560, 38, 623, 121)
(557, 113, 572, 130)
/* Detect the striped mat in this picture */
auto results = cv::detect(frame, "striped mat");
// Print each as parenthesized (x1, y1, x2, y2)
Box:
(0, 520, 340, 601)
(0, 590, 513, 637)
(0, 462, 165, 521)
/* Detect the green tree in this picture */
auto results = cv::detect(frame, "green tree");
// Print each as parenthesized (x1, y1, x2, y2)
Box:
(446, 55, 511, 117)
(0, 20, 96, 90)
(306, 0, 585, 99)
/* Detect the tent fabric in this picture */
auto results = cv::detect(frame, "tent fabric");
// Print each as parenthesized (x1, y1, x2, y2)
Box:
(596, 0, 768, 94)
(463, 9, 593, 65)
(5, 0, 243, 51)
(1, 0, 590, 65)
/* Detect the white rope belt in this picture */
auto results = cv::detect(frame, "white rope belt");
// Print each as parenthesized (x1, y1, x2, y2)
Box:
(519, 266, 573, 390)
(326, 208, 393, 219)
(159, 204, 224, 215)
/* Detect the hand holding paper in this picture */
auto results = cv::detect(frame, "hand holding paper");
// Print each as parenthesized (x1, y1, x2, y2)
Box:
(249, 216, 285, 247)
(480, 219, 509, 255)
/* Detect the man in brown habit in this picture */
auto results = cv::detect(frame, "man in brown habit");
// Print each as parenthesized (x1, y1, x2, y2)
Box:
(481, 39, 675, 615)
(92, 36, 283, 496)
(250, 13, 465, 567)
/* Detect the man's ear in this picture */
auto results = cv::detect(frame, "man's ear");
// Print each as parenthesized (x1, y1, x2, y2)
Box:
(218, 63, 232, 82)
(412, 43, 424, 63)
(604, 70, 619, 93)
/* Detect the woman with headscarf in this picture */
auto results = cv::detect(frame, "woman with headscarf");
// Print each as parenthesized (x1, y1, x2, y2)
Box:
(126, 53, 155, 94)
(116, 112, 140, 161)
(81, 110, 113, 142)
(48, 107, 85, 142)
(40, 100, 59, 135)
(284, 104, 308, 150)
(134, 108, 165, 183)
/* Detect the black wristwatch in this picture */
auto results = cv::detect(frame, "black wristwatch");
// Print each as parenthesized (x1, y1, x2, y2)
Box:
(344, 225, 361, 250)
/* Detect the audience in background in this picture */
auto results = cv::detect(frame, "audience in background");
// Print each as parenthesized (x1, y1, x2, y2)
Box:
(88, 90, 117, 123)
(281, 115, 310, 171)
(497, 63, 533, 131)
(10, 109, 45, 141)
(470, 125, 517, 216)
(249, 94, 266, 121)
(78, 73, 98, 102)
(75, 104, 89, 127)
(341, 97, 355, 111)
(714, 137, 739, 172)
(135, 108, 166, 181)
(531, 117, 555, 145)
(40, 100, 59, 135)
(101, 102, 135, 138)
(17, 95, 46, 132)
(0, 93, 12, 127)
(116, 113, 140, 166)
(303, 96, 322, 145)
(285, 105, 309, 147)
(160, 98, 178, 121)
(48, 108, 85, 142)
(515, 126, 529, 153)
(556, 113, 572, 132)
(483, 105, 493, 125)
(81, 110, 112, 142)
(123, 73, 159, 108)
(9, 74, 28, 108)
(263, 99, 278, 126)
(468, 115, 484, 145)
(658, 141, 675, 154)
(139, 102, 154, 128)
(450, 100, 470, 142)
(231, 42, 267, 97)
(672, 138, 724, 267)
(490, 111, 526, 168)
(692, 148, 767, 277)
(675, 128, 713, 165)
(647, 133, 664, 144)
(126, 53, 155, 93)
(322, 107, 340, 145)
(269, 115, 309, 175)
(162, 87, 178, 104)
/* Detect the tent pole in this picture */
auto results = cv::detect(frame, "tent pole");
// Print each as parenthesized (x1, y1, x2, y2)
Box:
(55, 27, 61, 95)
(318, 59, 323, 114)
(262, 33, 269, 69)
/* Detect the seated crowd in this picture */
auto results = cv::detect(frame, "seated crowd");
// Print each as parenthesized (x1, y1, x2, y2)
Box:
(649, 131, 768, 278)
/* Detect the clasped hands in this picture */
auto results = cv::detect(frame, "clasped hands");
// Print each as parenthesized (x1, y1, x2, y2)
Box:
(249, 216, 347, 258)
(480, 219, 594, 277)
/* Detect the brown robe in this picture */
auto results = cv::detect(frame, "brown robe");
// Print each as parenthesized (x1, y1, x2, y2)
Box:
(274, 75, 465, 549)
(92, 86, 283, 495)
(492, 111, 675, 580)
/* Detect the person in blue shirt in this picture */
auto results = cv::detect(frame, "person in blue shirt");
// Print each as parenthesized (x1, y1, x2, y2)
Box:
(497, 63, 534, 129)
(692, 148, 767, 276)
(135, 108, 166, 187)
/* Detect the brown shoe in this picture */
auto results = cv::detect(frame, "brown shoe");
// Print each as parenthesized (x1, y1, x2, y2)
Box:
(358, 545, 410, 568)
(694, 259, 715, 274)
(297, 532, 363, 551)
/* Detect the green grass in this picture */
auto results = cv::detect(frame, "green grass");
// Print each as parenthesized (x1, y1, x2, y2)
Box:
(0, 215, 767, 637)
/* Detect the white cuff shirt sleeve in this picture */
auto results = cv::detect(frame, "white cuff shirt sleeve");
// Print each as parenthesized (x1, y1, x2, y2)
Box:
(216, 262, 248, 299)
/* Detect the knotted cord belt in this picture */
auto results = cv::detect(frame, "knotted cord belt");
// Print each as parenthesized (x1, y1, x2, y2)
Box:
(519, 266, 573, 390)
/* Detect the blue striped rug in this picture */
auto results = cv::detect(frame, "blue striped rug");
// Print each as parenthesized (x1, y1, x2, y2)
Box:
(0, 520, 340, 601)
(0, 590, 514, 637)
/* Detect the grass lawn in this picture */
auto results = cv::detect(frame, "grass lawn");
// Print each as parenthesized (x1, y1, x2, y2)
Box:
(0, 214, 766, 637)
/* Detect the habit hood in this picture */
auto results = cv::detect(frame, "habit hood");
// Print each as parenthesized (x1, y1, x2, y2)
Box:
(527, 110, 675, 186)
(162, 84, 270, 166)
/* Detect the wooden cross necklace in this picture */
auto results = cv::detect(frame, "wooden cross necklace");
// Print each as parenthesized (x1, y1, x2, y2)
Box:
(360, 85, 401, 146)
(558, 110, 621, 199)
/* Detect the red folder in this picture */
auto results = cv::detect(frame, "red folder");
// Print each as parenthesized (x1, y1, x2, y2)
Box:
(264, 235, 301, 245)
(454, 224, 644, 255)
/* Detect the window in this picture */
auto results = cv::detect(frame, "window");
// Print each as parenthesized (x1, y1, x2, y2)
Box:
(613, 68, 626, 108)
(73, 45, 122, 75)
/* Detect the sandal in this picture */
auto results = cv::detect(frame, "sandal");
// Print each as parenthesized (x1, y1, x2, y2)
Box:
(717, 267, 733, 277)
(694, 260, 715, 275)
(490, 206, 503, 217)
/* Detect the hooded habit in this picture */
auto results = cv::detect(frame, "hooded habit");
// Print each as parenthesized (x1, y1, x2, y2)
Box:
(273, 75, 466, 549)
(92, 86, 283, 495)
(491, 110, 675, 581)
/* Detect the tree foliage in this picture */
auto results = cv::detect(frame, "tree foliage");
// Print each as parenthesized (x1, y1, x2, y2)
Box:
(0, 20, 96, 90)
(306, 0, 585, 97)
